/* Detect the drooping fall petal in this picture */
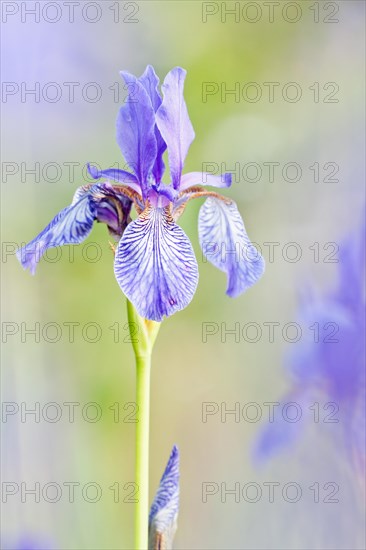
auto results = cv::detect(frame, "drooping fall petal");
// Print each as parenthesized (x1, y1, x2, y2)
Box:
(114, 206, 198, 321)
(198, 197, 265, 297)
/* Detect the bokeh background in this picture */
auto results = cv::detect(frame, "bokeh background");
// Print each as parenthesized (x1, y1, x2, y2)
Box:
(1, 1, 365, 549)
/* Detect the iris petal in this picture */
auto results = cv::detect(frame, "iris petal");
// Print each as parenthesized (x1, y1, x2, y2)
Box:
(156, 67, 195, 190)
(95, 194, 132, 238)
(139, 65, 167, 183)
(198, 197, 265, 297)
(16, 186, 97, 274)
(180, 171, 232, 191)
(139, 65, 162, 112)
(117, 71, 157, 198)
(114, 206, 199, 321)
(149, 445, 180, 550)
(87, 163, 141, 194)
(17, 184, 129, 275)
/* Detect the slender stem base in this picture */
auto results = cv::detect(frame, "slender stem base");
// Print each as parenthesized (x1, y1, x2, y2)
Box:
(126, 300, 160, 550)
(134, 354, 151, 549)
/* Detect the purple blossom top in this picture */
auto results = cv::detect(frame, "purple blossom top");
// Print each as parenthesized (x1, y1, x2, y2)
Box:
(17, 66, 265, 321)
(253, 219, 365, 481)
(149, 445, 180, 549)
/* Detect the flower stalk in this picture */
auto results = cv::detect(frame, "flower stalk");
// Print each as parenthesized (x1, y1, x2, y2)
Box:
(16, 64, 266, 548)
(127, 300, 160, 549)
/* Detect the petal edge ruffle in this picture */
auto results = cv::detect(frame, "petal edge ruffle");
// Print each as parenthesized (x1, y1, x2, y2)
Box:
(198, 197, 264, 297)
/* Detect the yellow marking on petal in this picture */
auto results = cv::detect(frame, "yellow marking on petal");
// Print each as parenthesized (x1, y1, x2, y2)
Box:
(144, 318, 161, 341)
(108, 241, 116, 255)
(185, 190, 232, 204)
(173, 188, 232, 221)
(114, 184, 144, 214)
(178, 185, 203, 197)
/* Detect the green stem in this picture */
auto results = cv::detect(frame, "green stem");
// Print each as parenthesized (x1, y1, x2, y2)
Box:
(126, 300, 160, 550)
(135, 353, 151, 550)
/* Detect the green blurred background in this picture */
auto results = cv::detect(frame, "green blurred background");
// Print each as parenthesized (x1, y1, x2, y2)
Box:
(1, 1, 365, 548)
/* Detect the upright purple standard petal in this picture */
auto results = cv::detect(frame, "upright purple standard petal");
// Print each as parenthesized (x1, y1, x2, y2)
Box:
(198, 197, 265, 297)
(139, 65, 167, 184)
(149, 445, 180, 550)
(117, 71, 157, 198)
(156, 67, 195, 190)
(114, 206, 199, 321)
(139, 65, 162, 113)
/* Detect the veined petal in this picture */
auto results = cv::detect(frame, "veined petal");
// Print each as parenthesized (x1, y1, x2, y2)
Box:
(139, 65, 162, 112)
(156, 67, 195, 190)
(180, 171, 232, 191)
(17, 186, 96, 274)
(114, 206, 198, 321)
(149, 446, 180, 550)
(17, 184, 128, 274)
(139, 65, 167, 184)
(198, 197, 265, 297)
(87, 163, 141, 194)
(88, 166, 144, 215)
(95, 193, 132, 238)
(118, 71, 157, 198)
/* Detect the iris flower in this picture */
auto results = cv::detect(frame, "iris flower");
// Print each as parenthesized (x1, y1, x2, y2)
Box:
(254, 220, 365, 481)
(149, 445, 180, 549)
(17, 66, 265, 321)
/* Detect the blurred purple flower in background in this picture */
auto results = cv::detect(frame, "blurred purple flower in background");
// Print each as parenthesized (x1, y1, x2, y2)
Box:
(6, 533, 54, 550)
(254, 218, 365, 482)
(17, 66, 264, 322)
(149, 445, 180, 550)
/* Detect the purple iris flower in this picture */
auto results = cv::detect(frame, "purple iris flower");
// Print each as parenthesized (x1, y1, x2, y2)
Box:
(254, 220, 365, 480)
(149, 445, 180, 549)
(17, 66, 265, 321)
